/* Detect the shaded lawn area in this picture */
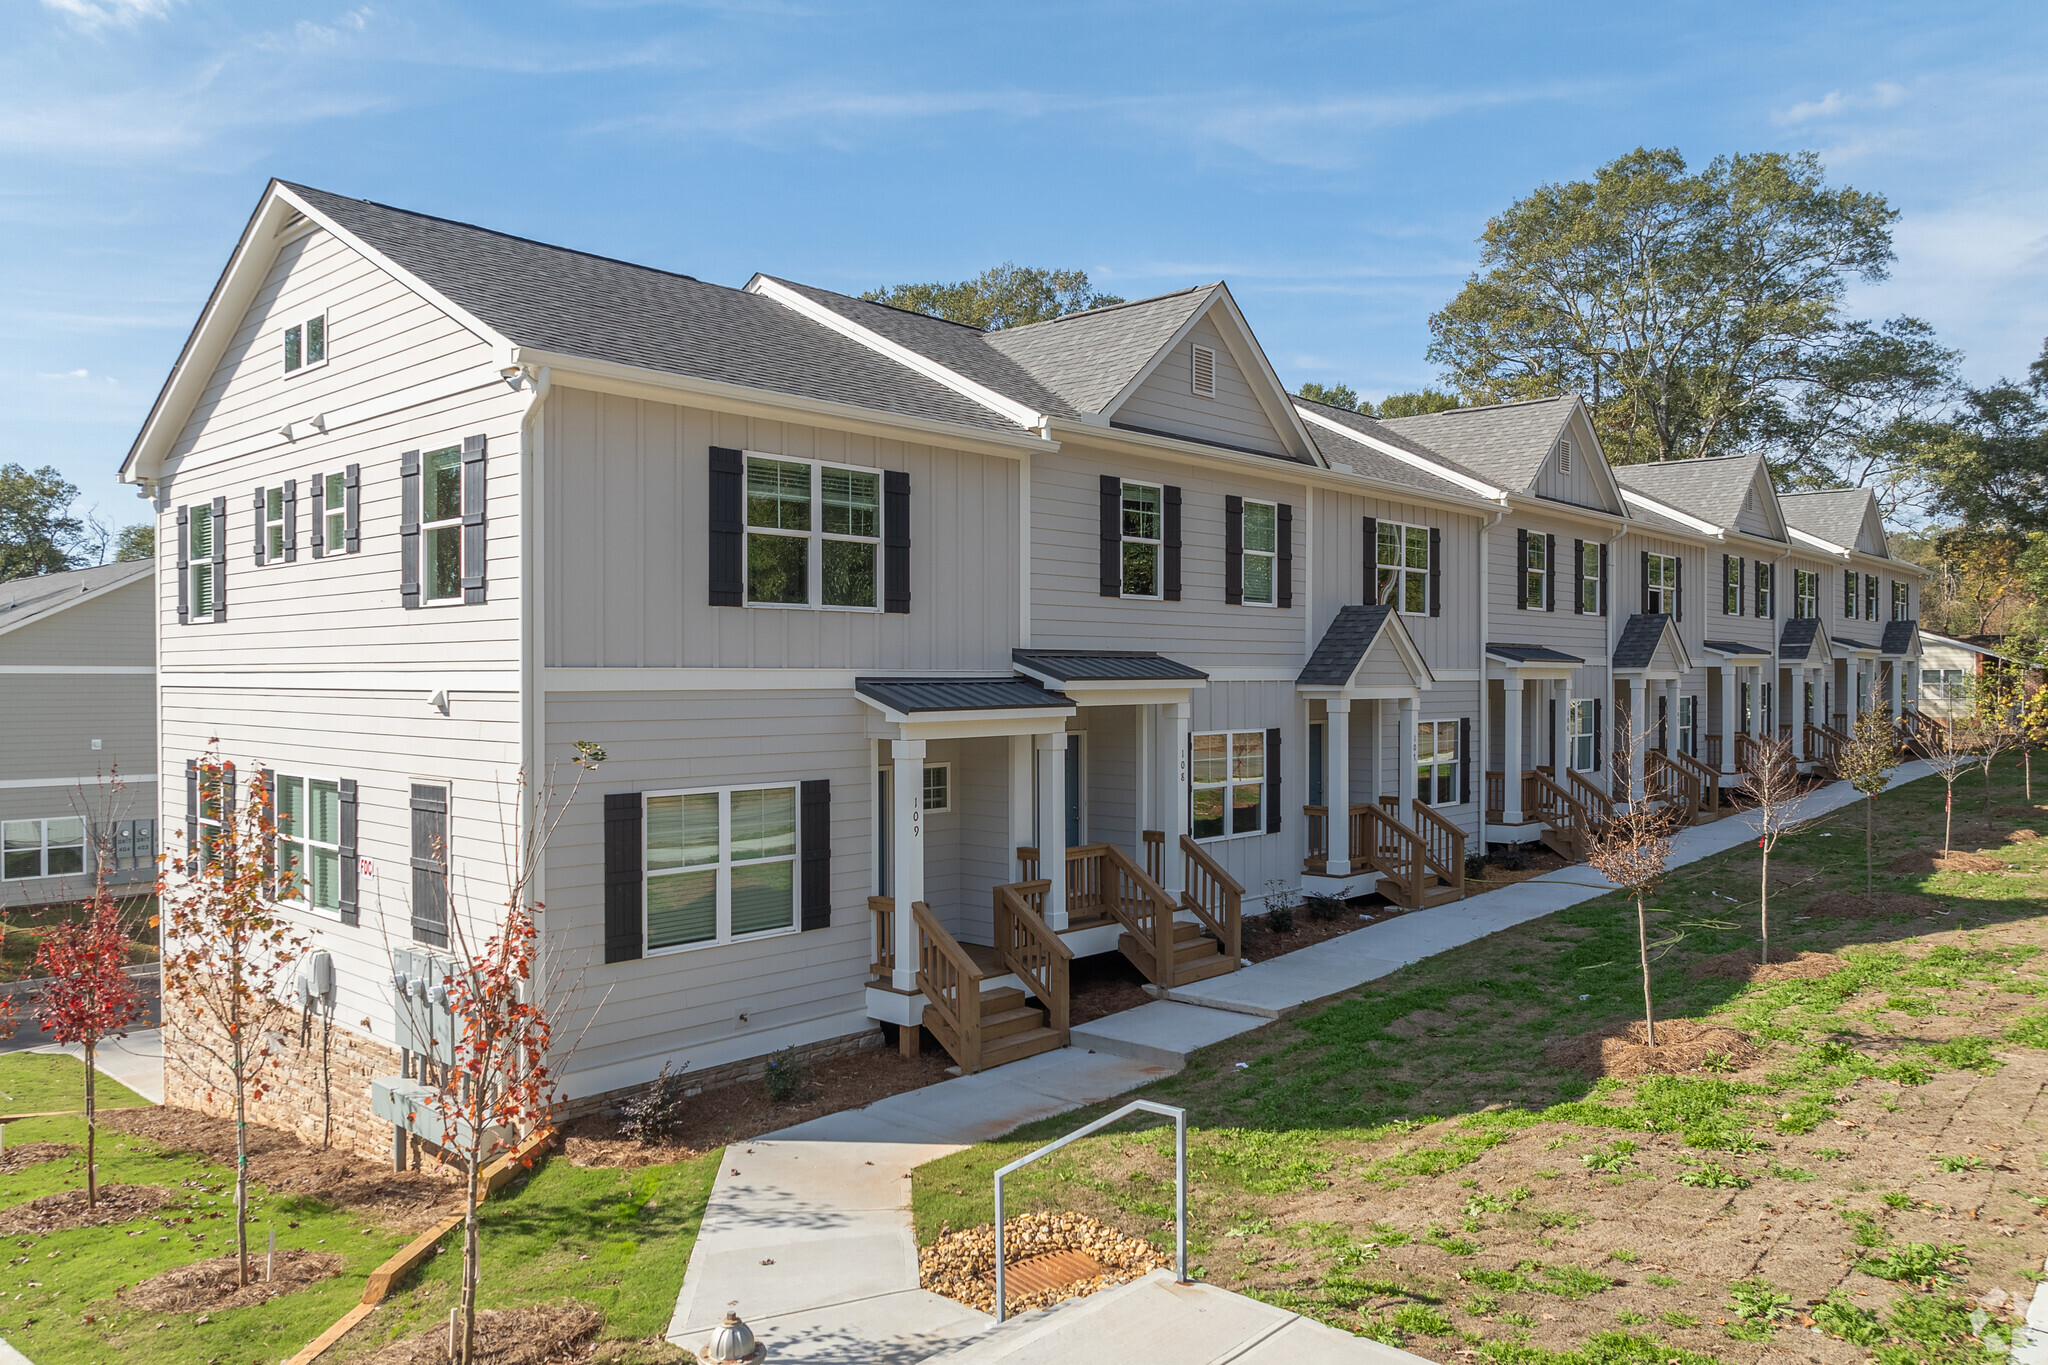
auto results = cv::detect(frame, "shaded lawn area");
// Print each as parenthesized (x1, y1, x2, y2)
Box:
(0, 894, 159, 982)
(915, 758, 2048, 1365)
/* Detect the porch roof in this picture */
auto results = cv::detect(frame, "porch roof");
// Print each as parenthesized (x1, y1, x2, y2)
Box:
(1297, 604, 1433, 694)
(1883, 621, 1922, 657)
(854, 676, 1071, 714)
(1833, 634, 1881, 653)
(1485, 643, 1584, 665)
(1010, 649, 1208, 682)
(1614, 612, 1691, 674)
(1702, 638, 1772, 660)
(1778, 617, 1831, 663)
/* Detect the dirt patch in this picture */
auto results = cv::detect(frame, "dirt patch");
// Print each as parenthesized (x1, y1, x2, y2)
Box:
(358, 1301, 603, 1365)
(1465, 844, 1573, 893)
(0, 1142, 73, 1176)
(1543, 1017, 1761, 1078)
(0, 1183, 176, 1234)
(100, 1108, 459, 1231)
(2011, 828, 2040, 841)
(921, 1211, 1170, 1315)
(1688, 948, 1844, 981)
(1890, 848, 2012, 874)
(1805, 890, 1946, 919)
(122, 1248, 343, 1312)
(1244, 901, 1408, 964)
(1067, 952, 1155, 1026)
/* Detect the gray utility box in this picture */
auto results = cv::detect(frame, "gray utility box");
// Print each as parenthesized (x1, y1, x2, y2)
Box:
(369, 947, 512, 1156)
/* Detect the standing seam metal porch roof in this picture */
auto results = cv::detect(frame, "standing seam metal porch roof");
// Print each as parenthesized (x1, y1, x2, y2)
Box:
(853, 677, 1071, 714)
(1486, 643, 1585, 664)
(1010, 650, 1208, 682)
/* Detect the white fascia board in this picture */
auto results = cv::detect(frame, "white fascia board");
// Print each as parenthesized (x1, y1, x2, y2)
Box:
(1293, 406, 1506, 502)
(0, 564, 153, 641)
(745, 276, 1044, 432)
(1618, 488, 1724, 538)
(1787, 526, 1850, 558)
(1919, 632, 2017, 663)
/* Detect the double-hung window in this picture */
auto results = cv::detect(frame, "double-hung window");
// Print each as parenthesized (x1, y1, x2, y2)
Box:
(1864, 573, 1878, 621)
(1724, 556, 1742, 615)
(1568, 700, 1597, 772)
(1794, 569, 1818, 619)
(1191, 731, 1263, 840)
(1241, 500, 1277, 605)
(1579, 541, 1601, 614)
(1523, 532, 1548, 608)
(323, 473, 347, 547)
(257, 485, 296, 564)
(921, 764, 951, 814)
(1755, 562, 1775, 618)
(1646, 552, 1678, 614)
(1844, 569, 1859, 618)
(2, 818, 85, 881)
(745, 456, 881, 609)
(1678, 696, 1697, 757)
(1417, 720, 1460, 806)
(422, 446, 465, 603)
(1891, 581, 1910, 620)
(644, 785, 798, 951)
(1375, 521, 1429, 614)
(1119, 482, 1163, 598)
(275, 775, 342, 912)
(186, 504, 216, 619)
(197, 763, 227, 869)
(282, 310, 326, 374)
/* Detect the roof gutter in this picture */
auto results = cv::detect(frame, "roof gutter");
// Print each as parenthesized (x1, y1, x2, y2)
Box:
(1294, 405, 1506, 502)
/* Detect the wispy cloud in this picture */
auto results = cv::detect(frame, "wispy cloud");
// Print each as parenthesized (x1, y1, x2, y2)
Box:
(1774, 81, 1908, 126)
(39, 0, 178, 32)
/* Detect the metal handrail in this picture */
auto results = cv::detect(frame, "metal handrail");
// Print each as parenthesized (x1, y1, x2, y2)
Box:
(992, 1099, 1188, 1322)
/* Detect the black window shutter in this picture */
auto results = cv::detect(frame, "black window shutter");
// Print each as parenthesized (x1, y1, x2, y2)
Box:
(1429, 527, 1442, 616)
(210, 496, 227, 619)
(1641, 549, 1651, 614)
(259, 768, 276, 897)
(1844, 569, 1855, 616)
(1515, 529, 1528, 610)
(343, 464, 360, 553)
(1361, 516, 1377, 602)
(310, 472, 325, 559)
(709, 446, 744, 607)
(801, 778, 831, 929)
(1276, 503, 1293, 609)
(252, 486, 266, 564)
(337, 778, 358, 926)
(282, 479, 297, 563)
(460, 434, 487, 604)
(184, 757, 198, 863)
(176, 506, 190, 626)
(222, 762, 236, 839)
(399, 449, 422, 609)
(1265, 727, 1283, 833)
(883, 470, 911, 613)
(1599, 543, 1609, 615)
(1460, 717, 1472, 804)
(1223, 495, 1244, 605)
(1544, 534, 1556, 611)
(1723, 555, 1733, 613)
(603, 792, 643, 961)
(1573, 538, 1586, 614)
(1098, 475, 1122, 597)
(1163, 484, 1182, 602)
(1675, 553, 1683, 621)
(1594, 699, 1604, 770)
(409, 784, 449, 947)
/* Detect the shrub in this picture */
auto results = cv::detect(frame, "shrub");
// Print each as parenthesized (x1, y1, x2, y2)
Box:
(1302, 892, 1347, 923)
(619, 1061, 688, 1145)
(1495, 844, 1532, 871)
(765, 1046, 806, 1103)
(1465, 853, 1489, 881)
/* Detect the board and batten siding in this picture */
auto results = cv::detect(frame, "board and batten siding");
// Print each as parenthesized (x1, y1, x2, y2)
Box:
(543, 387, 1019, 673)
(1528, 411, 1614, 511)
(1187, 680, 1308, 901)
(1114, 314, 1290, 457)
(1310, 488, 1483, 673)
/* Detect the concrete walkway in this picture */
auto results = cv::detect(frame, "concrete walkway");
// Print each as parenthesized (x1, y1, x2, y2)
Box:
(26, 1028, 164, 1105)
(668, 766, 1930, 1364)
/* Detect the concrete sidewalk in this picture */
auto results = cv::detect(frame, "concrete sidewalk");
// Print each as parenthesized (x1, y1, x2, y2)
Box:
(27, 1028, 164, 1105)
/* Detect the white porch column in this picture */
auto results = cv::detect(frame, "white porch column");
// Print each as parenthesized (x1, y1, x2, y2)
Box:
(1325, 701, 1352, 874)
(1627, 676, 1647, 804)
(1135, 703, 1156, 842)
(1889, 661, 1903, 717)
(1162, 701, 1191, 897)
(1502, 676, 1526, 824)
(1713, 664, 1736, 774)
(1007, 734, 1034, 879)
(1397, 695, 1418, 809)
(1662, 676, 1678, 752)
(1036, 731, 1069, 929)
(1846, 663, 1861, 731)
(1746, 665, 1763, 745)
(889, 738, 926, 992)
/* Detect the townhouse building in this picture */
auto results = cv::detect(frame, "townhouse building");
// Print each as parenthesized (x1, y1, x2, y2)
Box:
(121, 182, 1928, 1159)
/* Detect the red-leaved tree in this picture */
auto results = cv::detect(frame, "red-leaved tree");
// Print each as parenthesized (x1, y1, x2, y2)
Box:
(33, 893, 144, 1209)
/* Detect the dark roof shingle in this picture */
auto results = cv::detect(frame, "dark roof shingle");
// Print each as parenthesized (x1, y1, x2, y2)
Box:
(1611, 454, 1764, 531)
(1613, 613, 1673, 670)
(1778, 618, 1825, 661)
(0, 561, 152, 632)
(1298, 605, 1398, 686)
(1881, 620, 1919, 655)
(983, 287, 1216, 413)
(1375, 397, 1574, 493)
(1781, 489, 1879, 553)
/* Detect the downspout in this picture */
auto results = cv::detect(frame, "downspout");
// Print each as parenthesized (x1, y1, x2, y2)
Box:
(1476, 507, 1505, 847)
(516, 364, 552, 1019)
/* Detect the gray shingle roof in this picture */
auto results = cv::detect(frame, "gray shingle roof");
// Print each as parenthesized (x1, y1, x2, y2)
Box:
(1834, 635, 1880, 652)
(1701, 638, 1771, 658)
(1298, 604, 1397, 686)
(1882, 620, 1919, 655)
(1781, 489, 1879, 553)
(854, 677, 1071, 714)
(983, 287, 1216, 414)
(283, 184, 1018, 435)
(1375, 396, 1574, 493)
(1011, 650, 1207, 682)
(1294, 398, 1499, 497)
(1778, 618, 1825, 661)
(0, 560, 152, 632)
(1486, 643, 1585, 664)
(1613, 613, 1673, 669)
(1611, 454, 1764, 531)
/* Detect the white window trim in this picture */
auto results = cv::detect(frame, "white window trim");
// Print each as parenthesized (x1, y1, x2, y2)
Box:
(196, 762, 228, 869)
(1568, 699, 1597, 774)
(1580, 541, 1601, 614)
(1794, 569, 1818, 620)
(2, 816, 87, 881)
(322, 471, 349, 552)
(282, 309, 328, 377)
(1646, 552, 1678, 615)
(187, 503, 219, 622)
(744, 453, 884, 613)
(1191, 730, 1266, 843)
(261, 485, 288, 565)
(1755, 563, 1775, 619)
(1723, 556, 1742, 615)
(273, 772, 344, 913)
(921, 762, 952, 815)
(1190, 344, 1217, 398)
(1864, 573, 1878, 622)
(1892, 581, 1910, 621)
(1119, 480, 1164, 601)
(1678, 695, 1697, 757)
(420, 445, 465, 606)
(1523, 532, 1549, 610)
(1417, 718, 1462, 808)
(642, 782, 802, 955)
(1241, 498, 1278, 607)
(1375, 519, 1431, 617)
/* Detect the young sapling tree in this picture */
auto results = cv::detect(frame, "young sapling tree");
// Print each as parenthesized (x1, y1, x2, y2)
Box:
(33, 892, 144, 1209)
(1584, 721, 1687, 1046)
(1960, 671, 2020, 816)
(1743, 738, 1803, 965)
(1835, 701, 1902, 896)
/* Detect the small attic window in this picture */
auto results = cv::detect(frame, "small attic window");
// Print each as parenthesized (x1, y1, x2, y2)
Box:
(283, 310, 327, 375)
(1558, 438, 1572, 474)
(1191, 344, 1217, 398)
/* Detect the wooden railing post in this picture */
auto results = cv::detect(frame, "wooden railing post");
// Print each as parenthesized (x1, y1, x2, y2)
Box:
(1142, 829, 1166, 885)
(1179, 834, 1242, 963)
(868, 896, 896, 979)
(995, 881, 1070, 1045)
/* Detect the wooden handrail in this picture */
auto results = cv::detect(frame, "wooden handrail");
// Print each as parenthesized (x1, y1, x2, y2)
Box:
(1567, 766, 1614, 830)
(1302, 805, 1330, 867)
(1179, 834, 1242, 963)
(1529, 769, 1587, 840)
(1484, 770, 1544, 820)
(1408, 799, 1465, 895)
(869, 895, 896, 979)
(994, 880, 1070, 1044)
(1660, 745, 1720, 812)
(1735, 732, 1761, 775)
(1703, 733, 1723, 769)
(1353, 801, 1423, 907)
(1015, 845, 1040, 882)
(1066, 842, 1178, 985)
(1645, 750, 1699, 816)
(912, 899, 984, 1072)
(1142, 829, 1166, 884)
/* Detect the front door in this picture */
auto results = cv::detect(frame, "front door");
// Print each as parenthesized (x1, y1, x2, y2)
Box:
(875, 767, 890, 896)
(1064, 741, 1083, 846)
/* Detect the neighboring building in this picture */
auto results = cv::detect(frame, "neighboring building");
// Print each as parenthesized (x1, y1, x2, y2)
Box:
(1918, 632, 2021, 718)
(0, 561, 158, 907)
(119, 181, 1931, 1159)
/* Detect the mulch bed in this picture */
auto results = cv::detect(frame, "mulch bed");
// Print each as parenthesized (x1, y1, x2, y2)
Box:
(100, 1108, 460, 1231)
(1688, 948, 1844, 982)
(1890, 848, 2013, 874)
(0, 1142, 73, 1176)
(1805, 890, 1947, 918)
(921, 1211, 1169, 1315)
(1244, 902, 1407, 964)
(0, 1183, 177, 1234)
(121, 1248, 343, 1312)
(359, 1301, 604, 1364)
(1544, 1017, 1761, 1078)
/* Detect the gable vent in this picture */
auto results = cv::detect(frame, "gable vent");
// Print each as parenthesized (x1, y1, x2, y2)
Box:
(1191, 344, 1217, 398)
(1558, 438, 1572, 474)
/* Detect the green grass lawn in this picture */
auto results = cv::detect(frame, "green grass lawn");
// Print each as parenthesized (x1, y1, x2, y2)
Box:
(0, 1053, 718, 1364)
(915, 757, 2048, 1365)
(0, 895, 159, 982)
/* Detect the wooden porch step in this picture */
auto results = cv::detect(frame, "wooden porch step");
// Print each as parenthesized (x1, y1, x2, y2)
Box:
(1375, 878, 1465, 909)
(980, 1004, 1047, 1043)
(981, 1024, 1065, 1069)
(1116, 930, 1237, 986)
(1169, 952, 1240, 985)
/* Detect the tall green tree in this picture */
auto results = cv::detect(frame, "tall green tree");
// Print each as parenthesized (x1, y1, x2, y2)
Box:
(1296, 381, 1361, 411)
(1771, 316, 1961, 514)
(861, 263, 1122, 331)
(0, 463, 84, 581)
(1376, 389, 1463, 419)
(114, 523, 154, 562)
(1918, 339, 2048, 532)
(1426, 147, 1899, 465)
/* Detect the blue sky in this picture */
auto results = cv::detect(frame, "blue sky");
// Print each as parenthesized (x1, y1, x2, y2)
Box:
(4, 1, 2044, 529)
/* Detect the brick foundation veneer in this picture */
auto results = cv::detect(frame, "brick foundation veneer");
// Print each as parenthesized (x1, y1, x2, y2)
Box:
(556, 1027, 885, 1124)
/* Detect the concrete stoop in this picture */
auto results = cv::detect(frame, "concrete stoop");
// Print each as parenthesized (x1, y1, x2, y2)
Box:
(918, 1270, 1426, 1365)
